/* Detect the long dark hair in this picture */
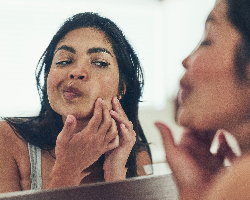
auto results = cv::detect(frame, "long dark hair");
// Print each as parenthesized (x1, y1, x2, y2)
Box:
(226, 0, 250, 80)
(5, 12, 151, 178)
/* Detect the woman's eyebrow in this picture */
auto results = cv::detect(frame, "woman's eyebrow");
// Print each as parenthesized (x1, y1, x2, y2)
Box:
(87, 47, 113, 57)
(54, 45, 76, 55)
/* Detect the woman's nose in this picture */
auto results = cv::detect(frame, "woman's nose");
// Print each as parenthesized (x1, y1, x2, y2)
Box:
(69, 74, 85, 80)
(182, 55, 191, 70)
(69, 64, 88, 80)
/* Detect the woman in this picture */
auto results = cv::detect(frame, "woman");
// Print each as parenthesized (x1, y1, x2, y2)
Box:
(156, 0, 250, 199)
(0, 12, 151, 193)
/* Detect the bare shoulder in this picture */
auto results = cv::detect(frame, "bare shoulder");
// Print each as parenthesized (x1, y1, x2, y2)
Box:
(0, 120, 30, 193)
(205, 155, 250, 200)
(0, 120, 26, 149)
(0, 120, 18, 145)
(0, 120, 13, 134)
(136, 146, 152, 176)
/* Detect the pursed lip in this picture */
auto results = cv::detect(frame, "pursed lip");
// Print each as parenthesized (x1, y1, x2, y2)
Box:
(178, 79, 191, 104)
(62, 85, 83, 101)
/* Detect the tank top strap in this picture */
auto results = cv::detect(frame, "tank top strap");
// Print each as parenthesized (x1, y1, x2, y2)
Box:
(28, 143, 42, 190)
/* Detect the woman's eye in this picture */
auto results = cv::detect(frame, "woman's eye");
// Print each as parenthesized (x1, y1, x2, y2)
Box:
(92, 61, 110, 68)
(200, 40, 211, 46)
(55, 60, 72, 66)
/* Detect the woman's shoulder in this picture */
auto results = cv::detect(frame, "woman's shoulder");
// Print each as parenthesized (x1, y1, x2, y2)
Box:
(0, 120, 23, 140)
(205, 155, 250, 199)
(0, 120, 27, 151)
(0, 120, 30, 192)
(136, 146, 152, 176)
(0, 120, 15, 140)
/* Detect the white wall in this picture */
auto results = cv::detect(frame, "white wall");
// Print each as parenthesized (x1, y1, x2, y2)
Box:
(0, 0, 216, 163)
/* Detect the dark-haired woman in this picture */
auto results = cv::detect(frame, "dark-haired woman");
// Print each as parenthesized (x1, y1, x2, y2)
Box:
(0, 12, 151, 193)
(156, 0, 250, 199)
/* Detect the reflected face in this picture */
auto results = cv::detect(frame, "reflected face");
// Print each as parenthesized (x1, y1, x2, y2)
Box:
(47, 27, 119, 119)
(177, 0, 250, 132)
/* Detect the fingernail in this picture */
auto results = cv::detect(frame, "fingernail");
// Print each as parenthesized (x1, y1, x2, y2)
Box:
(66, 115, 73, 124)
(114, 96, 119, 103)
(101, 100, 106, 105)
(121, 123, 125, 129)
(154, 122, 161, 129)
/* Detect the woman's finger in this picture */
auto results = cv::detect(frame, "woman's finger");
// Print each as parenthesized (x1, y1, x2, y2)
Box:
(97, 99, 113, 136)
(57, 115, 77, 144)
(87, 98, 104, 133)
(120, 123, 136, 146)
(111, 96, 125, 116)
(104, 119, 119, 145)
(107, 135, 119, 150)
(110, 97, 133, 131)
(155, 122, 176, 152)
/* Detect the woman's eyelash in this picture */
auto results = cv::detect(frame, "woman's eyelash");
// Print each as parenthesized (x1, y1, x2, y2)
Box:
(200, 40, 211, 46)
(92, 61, 110, 68)
(56, 60, 72, 66)
(55, 60, 110, 68)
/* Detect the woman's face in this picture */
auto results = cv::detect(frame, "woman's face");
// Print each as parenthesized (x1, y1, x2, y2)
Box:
(177, 0, 250, 133)
(47, 27, 119, 119)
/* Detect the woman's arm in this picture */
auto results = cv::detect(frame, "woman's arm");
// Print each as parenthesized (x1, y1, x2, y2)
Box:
(0, 121, 22, 193)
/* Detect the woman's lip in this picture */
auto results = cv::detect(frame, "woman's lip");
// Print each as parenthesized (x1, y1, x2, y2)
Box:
(178, 81, 191, 104)
(63, 86, 83, 101)
(63, 91, 81, 101)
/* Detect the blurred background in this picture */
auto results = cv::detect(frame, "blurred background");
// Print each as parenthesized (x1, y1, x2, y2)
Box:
(0, 0, 216, 165)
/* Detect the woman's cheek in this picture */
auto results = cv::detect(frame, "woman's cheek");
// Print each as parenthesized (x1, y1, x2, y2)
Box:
(189, 55, 214, 84)
(47, 70, 61, 99)
(101, 77, 119, 109)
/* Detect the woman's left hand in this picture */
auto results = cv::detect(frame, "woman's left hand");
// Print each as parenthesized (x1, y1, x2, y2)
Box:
(103, 96, 136, 181)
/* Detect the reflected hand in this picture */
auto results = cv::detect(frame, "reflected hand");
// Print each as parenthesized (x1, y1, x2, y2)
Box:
(103, 97, 136, 181)
(155, 122, 235, 199)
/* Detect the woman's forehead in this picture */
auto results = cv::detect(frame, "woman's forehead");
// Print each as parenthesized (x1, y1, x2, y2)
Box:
(55, 27, 114, 55)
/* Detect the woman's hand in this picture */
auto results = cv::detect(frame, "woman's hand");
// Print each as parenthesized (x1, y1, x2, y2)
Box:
(48, 98, 119, 188)
(155, 122, 236, 200)
(103, 97, 136, 181)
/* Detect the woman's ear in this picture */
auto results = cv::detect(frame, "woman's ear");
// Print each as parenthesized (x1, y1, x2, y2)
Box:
(118, 82, 126, 100)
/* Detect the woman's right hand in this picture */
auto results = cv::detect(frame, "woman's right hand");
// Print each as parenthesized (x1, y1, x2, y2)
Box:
(48, 98, 119, 188)
(155, 122, 236, 200)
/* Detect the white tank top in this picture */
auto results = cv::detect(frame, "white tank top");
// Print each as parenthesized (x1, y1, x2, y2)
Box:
(28, 143, 42, 190)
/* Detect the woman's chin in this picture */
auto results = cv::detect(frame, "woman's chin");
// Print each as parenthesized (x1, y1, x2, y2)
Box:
(176, 108, 188, 125)
(58, 108, 94, 121)
(177, 110, 197, 129)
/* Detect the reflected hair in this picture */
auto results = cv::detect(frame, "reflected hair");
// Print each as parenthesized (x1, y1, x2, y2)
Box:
(226, 0, 250, 80)
(5, 12, 151, 178)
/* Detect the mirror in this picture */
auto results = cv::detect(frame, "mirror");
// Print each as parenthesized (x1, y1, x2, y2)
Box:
(0, 0, 215, 196)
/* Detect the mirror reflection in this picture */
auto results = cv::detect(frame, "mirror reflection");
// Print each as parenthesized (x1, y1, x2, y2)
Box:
(0, 0, 215, 196)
